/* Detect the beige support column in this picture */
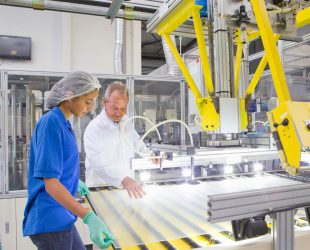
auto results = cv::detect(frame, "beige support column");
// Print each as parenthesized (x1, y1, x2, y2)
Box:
(124, 19, 141, 75)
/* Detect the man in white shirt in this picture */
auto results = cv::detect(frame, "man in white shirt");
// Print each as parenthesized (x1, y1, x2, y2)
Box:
(84, 81, 147, 199)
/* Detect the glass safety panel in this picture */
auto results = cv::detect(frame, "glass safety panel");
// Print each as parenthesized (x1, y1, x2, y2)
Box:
(0, 72, 6, 194)
(253, 38, 310, 102)
(6, 73, 128, 191)
(7, 73, 63, 191)
(250, 37, 310, 132)
(133, 77, 185, 145)
(5, 73, 184, 191)
(283, 39, 310, 101)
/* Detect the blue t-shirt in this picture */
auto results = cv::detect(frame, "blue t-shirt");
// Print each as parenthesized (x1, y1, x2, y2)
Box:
(23, 107, 79, 236)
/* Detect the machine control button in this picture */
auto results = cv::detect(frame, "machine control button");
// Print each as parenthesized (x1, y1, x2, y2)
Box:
(273, 118, 289, 128)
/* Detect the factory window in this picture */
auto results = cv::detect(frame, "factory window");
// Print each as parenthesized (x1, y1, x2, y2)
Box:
(249, 38, 264, 55)
(249, 57, 270, 75)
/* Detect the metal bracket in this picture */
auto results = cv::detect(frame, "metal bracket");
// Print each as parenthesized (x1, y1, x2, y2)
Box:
(124, 4, 134, 20)
(32, 0, 44, 10)
(106, 0, 125, 21)
(305, 206, 310, 225)
(232, 216, 268, 241)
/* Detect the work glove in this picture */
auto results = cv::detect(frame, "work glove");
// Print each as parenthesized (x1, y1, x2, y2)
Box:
(83, 211, 115, 249)
(77, 180, 90, 197)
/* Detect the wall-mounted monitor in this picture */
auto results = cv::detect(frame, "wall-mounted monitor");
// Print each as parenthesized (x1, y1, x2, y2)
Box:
(0, 35, 31, 60)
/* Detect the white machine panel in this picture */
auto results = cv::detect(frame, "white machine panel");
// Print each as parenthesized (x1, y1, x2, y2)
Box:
(0, 198, 16, 250)
(219, 0, 252, 16)
(219, 98, 239, 133)
(165, 109, 177, 119)
(16, 198, 36, 250)
(144, 109, 157, 131)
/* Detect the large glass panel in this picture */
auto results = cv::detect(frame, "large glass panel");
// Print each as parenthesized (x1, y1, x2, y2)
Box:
(250, 38, 310, 130)
(133, 78, 185, 145)
(6, 73, 127, 191)
(283, 39, 310, 101)
(7, 73, 62, 191)
(0, 72, 5, 194)
(5, 73, 184, 191)
(253, 39, 310, 102)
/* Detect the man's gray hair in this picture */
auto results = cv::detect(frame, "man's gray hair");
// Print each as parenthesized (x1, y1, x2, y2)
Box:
(104, 81, 129, 100)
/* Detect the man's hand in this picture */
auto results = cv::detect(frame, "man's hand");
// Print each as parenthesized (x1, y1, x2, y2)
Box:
(121, 177, 146, 199)
(152, 157, 161, 165)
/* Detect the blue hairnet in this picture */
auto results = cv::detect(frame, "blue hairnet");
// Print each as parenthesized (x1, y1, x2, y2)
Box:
(46, 71, 101, 109)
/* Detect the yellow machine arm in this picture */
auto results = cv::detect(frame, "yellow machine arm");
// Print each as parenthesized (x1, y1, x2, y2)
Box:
(296, 6, 310, 29)
(151, 0, 310, 174)
(250, 0, 310, 174)
(155, 0, 220, 131)
(239, 34, 280, 131)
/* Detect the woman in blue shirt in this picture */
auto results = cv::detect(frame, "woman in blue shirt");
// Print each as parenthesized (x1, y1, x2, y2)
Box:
(23, 71, 114, 250)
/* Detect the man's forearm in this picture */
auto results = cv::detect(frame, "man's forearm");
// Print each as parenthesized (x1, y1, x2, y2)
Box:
(44, 178, 89, 219)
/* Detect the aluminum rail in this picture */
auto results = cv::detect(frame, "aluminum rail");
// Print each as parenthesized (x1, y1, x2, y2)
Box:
(146, 0, 208, 38)
(106, 0, 124, 21)
(0, 0, 152, 20)
(207, 181, 310, 223)
(85, 174, 309, 249)
(131, 147, 279, 170)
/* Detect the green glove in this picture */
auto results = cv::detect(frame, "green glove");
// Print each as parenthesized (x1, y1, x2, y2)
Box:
(77, 180, 89, 197)
(83, 211, 115, 249)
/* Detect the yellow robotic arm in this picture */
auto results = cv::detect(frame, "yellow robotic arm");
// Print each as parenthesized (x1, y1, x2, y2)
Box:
(149, 0, 310, 174)
(155, 0, 220, 131)
(250, 0, 310, 174)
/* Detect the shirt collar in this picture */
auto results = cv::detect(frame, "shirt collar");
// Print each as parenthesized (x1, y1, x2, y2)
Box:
(52, 106, 67, 124)
(100, 108, 127, 128)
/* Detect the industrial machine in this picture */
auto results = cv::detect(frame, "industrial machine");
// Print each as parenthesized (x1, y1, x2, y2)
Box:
(1, 1, 310, 250)
(87, 173, 310, 250)
(146, 0, 310, 175)
(85, 1, 304, 249)
(0, 71, 185, 194)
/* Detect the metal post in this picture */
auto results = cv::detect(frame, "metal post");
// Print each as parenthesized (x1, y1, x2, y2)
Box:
(30, 93, 36, 133)
(214, 16, 230, 98)
(273, 210, 295, 250)
(207, 0, 215, 85)
(0, 71, 8, 194)
(138, 100, 143, 133)
(227, 28, 235, 98)
(240, 43, 249, 98)
(17, 102, 23, 138)
(180, 80, 186, 145)
(11, 84, 17, 189)
(127, 77, 135, 118)
(25, 85, 31, 144)
(3, 72, 9, 193)
(22, 144, 28, 189)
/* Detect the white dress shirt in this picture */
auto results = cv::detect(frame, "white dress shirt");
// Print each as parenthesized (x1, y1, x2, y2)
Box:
(84, 109, 146, 188)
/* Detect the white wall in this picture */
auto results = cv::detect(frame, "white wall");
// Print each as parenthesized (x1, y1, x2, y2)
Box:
(0, 5, 141, 74)
(0, 6, 68, 71)
(124, 20, 142, 75)
(70, 14, 115, 73)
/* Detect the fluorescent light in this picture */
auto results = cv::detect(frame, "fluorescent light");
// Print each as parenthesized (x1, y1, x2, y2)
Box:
(226, 156, 241, 164)
(301, 154, 310, 165)
(224, 165, 234, 174)
(253, 163, 263, 172)
(182, 168, 192, 177)
(139, 172, 151, 182)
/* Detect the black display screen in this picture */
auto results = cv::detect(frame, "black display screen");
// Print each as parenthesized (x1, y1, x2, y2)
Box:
(0, 35, 31, 60)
